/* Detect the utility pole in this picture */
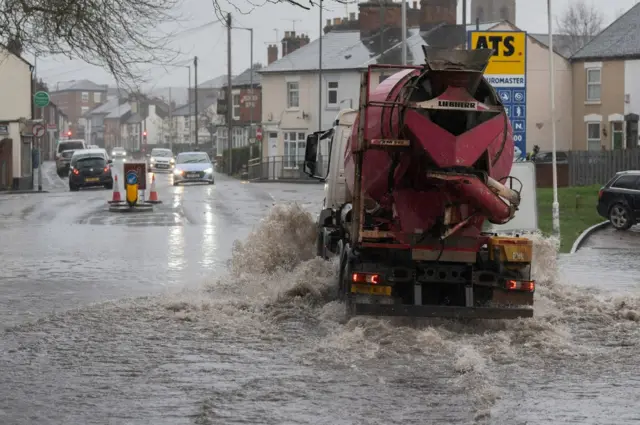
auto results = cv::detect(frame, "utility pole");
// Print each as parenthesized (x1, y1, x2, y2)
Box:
(188, 66, 191, 143)
(227, 12, 233, 175)
(169, 87, 173, 152)
(547, 0, 560, 238)
(248, 28, 254, 158)
(194, 56, 199, 147)
(318, 0, 323, 132)
(401, 0, 407, 65)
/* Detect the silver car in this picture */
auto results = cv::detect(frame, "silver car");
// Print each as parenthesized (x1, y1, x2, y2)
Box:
(148, 148, 175, 172)
(172, 151, 214, 185)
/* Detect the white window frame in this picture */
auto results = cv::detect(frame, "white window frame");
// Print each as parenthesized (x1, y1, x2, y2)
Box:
(232, 127, 244, 148)
(93, 92, 101, 103)
(327, 81, 339, 107)
(232, 92, 241, 120)
(586, 122, 601, 151)
(81, 92, 89, 102)
(586, 68, 601, 102)
(610, 120, 625, 150)
(287, 82, 299, 109)
(283, 131, 306, 169)
(81, 106, 89, 115)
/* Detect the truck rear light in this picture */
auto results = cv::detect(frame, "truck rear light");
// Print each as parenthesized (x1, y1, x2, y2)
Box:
(506, 279, 534, 292)
(352, 272, 380, 284)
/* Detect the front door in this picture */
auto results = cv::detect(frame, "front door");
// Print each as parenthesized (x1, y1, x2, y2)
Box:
(612, 121, 624, 149)
(267, 132, 280, 179)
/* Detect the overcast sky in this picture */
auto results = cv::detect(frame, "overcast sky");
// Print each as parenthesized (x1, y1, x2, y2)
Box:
(35, 0, 640, 91)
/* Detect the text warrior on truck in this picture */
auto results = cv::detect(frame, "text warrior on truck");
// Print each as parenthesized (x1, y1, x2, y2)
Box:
(303, 46, 535, 320)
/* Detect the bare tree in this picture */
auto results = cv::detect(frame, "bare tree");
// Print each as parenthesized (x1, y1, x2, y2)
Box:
(0, 0, 183, 86)
(556, 0, 605, 56)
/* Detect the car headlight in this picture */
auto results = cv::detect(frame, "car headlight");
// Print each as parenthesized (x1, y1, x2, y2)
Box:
(173, 169, 183, 175)
(150, 158, 155, 162)
(170, 158, 175, 163)
(111, 151, 115, 156)
(203, 168, 213, 174)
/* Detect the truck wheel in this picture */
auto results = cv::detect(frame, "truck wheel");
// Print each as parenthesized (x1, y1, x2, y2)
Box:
(609, 203, 633, 230)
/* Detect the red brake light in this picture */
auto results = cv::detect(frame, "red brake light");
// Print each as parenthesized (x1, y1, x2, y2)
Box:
(598, 189, 604, 199)
(506, 279, 535, 292)
(72, 168, 79, 175)
(352, 272, 380, 284)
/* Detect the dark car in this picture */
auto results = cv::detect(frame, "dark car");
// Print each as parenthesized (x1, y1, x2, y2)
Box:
(68, 151, 113, 191)
(596, 170, 640, 230)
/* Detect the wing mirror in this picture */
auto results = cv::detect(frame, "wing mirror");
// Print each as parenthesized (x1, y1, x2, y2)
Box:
(303, 133, 319, 176)
(107, 159, 113, 164)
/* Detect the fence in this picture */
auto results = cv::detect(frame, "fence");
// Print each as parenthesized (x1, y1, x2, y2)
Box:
(248, 155, 329, 182)
(566, 149, 640, 186)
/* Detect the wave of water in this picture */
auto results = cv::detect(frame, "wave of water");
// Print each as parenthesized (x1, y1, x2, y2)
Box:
(3, 203, 639, 424)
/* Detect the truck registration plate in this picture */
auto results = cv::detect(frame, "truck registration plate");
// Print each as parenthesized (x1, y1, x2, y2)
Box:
(351, 284, 392, 296)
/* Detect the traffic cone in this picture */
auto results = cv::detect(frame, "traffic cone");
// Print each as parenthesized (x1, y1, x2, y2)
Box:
(147, 173, 162, 204)
(108, 175, 123, 204)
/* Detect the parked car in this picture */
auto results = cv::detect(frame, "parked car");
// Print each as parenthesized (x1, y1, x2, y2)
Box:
(172, 151, 214, 185)
(68, 149, 113, 191)
(55, 139, 86, 176)
(596, 170, 640, 230)
(148, 148, 175, 172)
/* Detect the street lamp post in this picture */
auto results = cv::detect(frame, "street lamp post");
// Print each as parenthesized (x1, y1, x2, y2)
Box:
(233, 27, 255, 151)
(547, 0, 560, 238)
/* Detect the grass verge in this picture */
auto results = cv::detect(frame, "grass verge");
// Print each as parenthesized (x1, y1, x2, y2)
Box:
(537, 184, 604, 253)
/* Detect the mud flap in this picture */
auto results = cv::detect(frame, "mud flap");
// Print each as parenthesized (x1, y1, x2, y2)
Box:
(353, 303, 533, 319)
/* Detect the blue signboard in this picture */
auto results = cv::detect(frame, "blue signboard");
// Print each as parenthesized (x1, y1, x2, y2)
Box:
(126, 171, 138, 185)
(494, 87, 527, 158)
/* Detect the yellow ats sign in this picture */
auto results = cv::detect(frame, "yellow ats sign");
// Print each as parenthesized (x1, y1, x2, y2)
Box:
(469, 31, 526, 75)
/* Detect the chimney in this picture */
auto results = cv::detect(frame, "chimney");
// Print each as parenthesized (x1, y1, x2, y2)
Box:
(326, 19, 331, 26)
(7, 37, 22, 56)
(349, 12, 356, 20)
(358, 0, 402, 39)
(282, 31, 305, 57)
(420, 0, 456, 29)
(412, 1, 417, 8)
(267, 44, 278, 65)
(333, 17, 341, 25)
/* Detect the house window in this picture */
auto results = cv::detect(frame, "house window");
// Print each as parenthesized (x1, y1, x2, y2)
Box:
(232, 127, 244, 148)
(327, 81, 338, 107)
(586, 68, 601, 102)
(611, 121, 625, 150)
(283, 131, 306, 169)
(81, 106, 89, 116)
(587, 122, 601, 151)
(81, 92, 89, 102)
(233, 94, 241, 120)
(287, 82, 299, 108)
(94, 92, 101, 103)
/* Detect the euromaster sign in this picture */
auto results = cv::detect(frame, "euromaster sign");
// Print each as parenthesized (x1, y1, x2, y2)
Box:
(469, 31, 527, 157)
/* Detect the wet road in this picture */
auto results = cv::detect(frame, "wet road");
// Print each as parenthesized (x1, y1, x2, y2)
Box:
(1, 162, 639, 425)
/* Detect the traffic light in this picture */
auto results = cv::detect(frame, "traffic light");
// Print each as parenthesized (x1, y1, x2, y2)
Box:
(143, 131, 147, 137)
(67, 131, 72, 136)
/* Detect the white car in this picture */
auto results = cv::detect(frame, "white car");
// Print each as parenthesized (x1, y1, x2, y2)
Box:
(172, 152, 214, 185)
(148, 148, 175, 172)
(111, 147, 127, 161)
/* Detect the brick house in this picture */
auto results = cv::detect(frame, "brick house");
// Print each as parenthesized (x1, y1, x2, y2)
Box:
(50, 80, 108, 140)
